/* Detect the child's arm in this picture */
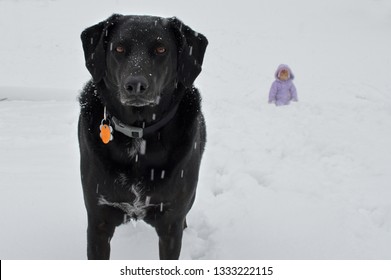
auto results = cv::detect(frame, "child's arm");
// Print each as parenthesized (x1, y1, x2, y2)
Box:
(290, 83, 298, 102)
(268, 82, 277, 103)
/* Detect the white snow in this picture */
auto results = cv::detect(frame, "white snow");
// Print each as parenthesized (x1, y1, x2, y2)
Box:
(0, 0, 390, 260)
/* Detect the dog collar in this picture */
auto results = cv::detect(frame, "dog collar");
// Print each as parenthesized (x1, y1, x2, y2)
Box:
(100, 104, 179, 142)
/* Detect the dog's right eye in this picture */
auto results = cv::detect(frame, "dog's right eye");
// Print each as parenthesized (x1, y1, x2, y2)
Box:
(115, 45, 125, 53)
(155, 46, 167, 55)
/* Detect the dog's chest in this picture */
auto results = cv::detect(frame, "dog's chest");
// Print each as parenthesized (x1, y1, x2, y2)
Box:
(97, 169, 169, 221)
(96, 135, 177, 220)
(98, 182, 150, 220)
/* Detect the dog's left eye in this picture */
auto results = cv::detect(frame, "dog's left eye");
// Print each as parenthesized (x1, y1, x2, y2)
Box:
(155, 46, 166, 55)
(115, 45, 125, 53)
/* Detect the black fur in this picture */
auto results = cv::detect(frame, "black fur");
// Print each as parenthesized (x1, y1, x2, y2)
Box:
(78, 14, 207, 260)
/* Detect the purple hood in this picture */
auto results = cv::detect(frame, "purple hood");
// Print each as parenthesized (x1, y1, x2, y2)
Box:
(274, 64, 295, 80)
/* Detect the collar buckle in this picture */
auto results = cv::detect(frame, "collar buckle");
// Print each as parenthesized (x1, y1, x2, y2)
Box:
(129, 127, 143, 138)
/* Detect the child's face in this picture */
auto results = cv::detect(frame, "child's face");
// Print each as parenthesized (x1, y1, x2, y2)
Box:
(279, 69, 289, 81)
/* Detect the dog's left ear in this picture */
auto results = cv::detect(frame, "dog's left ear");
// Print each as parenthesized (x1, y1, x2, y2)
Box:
(169, 18, 208, 88)
(81, 14, 122, 82)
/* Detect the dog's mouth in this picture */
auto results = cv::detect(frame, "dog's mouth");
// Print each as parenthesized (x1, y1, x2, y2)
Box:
(120, 96, 158, 107)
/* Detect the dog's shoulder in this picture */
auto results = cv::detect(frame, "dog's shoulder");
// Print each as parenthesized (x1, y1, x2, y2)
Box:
(173, 86, 206, 152)
(178, 86, 204, 125)
(78, 81, 105, 151)
(79, 80, 103, 118)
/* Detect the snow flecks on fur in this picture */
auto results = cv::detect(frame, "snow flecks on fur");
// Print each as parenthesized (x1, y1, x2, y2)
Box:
(155, 96, 161, 105)
(140, 140, 147, 155)
(150, 169, 155, 181)
(145, 196, 151, 206)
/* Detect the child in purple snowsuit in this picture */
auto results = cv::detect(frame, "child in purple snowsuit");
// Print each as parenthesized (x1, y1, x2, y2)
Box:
(268, 64, 298, 106)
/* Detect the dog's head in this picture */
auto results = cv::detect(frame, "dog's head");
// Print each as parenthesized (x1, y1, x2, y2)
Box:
(81, 14, 207, 108)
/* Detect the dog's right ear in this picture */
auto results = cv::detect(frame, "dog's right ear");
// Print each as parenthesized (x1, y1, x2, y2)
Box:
(81, 14, 122, 82)
(168, 17, 208, 88)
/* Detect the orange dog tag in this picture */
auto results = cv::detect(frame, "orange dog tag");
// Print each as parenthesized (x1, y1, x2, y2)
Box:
(99, 122, 113, 144)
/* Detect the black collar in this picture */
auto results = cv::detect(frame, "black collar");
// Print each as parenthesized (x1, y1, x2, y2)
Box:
(109, 103, 179, 139)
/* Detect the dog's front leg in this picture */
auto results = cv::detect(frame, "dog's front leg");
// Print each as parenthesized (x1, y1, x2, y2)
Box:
(87, 217, 116, 260)
(155, 218, 186, 260)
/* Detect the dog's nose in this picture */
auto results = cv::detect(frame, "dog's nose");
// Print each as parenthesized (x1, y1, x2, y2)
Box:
(124, 76, 149, 95)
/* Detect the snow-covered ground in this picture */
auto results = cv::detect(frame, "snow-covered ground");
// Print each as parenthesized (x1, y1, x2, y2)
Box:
(1, 0, 390, 259)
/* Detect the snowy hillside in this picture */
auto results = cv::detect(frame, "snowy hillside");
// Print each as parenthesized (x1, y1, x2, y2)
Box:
(0, 0, 390, 259)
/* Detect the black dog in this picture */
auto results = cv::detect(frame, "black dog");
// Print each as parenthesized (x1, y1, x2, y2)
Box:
(78, 14, 208, 259)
